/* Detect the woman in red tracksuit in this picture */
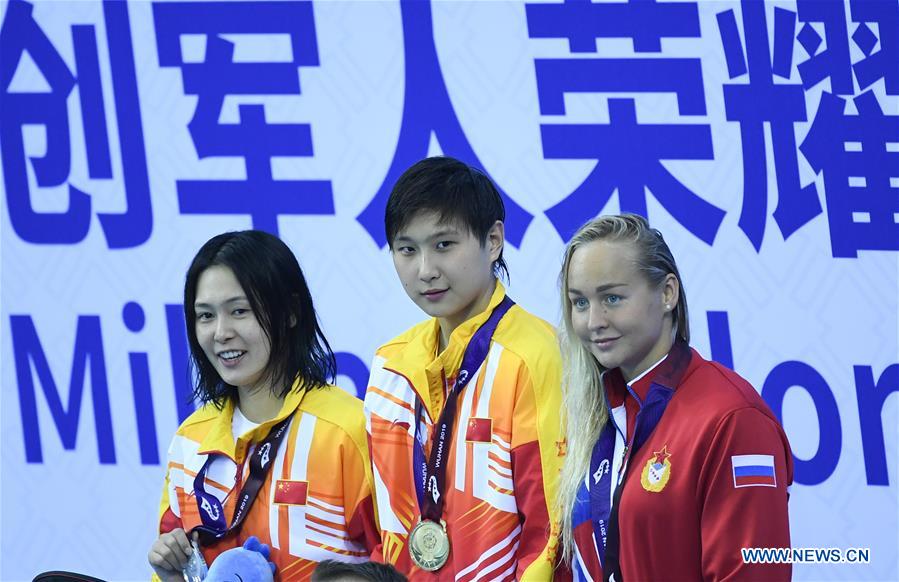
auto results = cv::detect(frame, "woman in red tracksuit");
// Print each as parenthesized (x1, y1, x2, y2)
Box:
(556, 214, 793, 581)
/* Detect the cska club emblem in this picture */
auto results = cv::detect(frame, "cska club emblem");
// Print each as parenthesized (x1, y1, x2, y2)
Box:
(640, 445, 672, 493)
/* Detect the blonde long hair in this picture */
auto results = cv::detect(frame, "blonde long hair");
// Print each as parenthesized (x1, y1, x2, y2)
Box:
(556, 214, 689, 564)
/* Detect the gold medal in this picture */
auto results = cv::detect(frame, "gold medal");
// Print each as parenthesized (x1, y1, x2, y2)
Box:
(408, 519, 450, 571)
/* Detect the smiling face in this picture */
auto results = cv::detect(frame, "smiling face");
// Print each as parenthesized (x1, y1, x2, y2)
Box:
(566, 240, 678, 382)
(194, 265, 273, 393)
(391, 211, 503, 335)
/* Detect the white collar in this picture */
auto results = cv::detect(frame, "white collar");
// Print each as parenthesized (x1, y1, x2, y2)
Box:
(627, 353, 669, 386)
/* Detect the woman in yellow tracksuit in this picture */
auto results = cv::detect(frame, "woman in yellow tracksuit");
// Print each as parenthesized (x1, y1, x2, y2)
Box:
(149, 230, 378, 581)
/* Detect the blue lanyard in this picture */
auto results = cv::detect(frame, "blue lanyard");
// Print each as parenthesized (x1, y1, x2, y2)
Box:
(588, 415, 618, 569)
(413, 399, 427, 508)
(191, 410, 293, 544)
(588, 380, 638, 569)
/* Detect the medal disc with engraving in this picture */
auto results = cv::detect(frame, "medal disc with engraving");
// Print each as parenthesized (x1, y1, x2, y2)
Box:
(408, 519, 450, 571)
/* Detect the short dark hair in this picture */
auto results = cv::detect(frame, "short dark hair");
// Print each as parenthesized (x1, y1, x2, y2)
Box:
(183, 230, 336, 407)
(385, 156, 509, 280)
(311, 560, 407, 582)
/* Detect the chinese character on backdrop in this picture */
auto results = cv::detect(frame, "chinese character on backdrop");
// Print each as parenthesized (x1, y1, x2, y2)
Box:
(0, 0, 152, 248)
(356, 0, 533, 248)
(717, 0, 898, 255)
(717, 1, 822, 251)
(153, 1, 333, 236)
(527, 0, 725, 244)
(795, 0, 899, 257)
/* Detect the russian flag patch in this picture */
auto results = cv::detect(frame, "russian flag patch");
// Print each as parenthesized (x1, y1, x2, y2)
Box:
(731, 454, 777, 488)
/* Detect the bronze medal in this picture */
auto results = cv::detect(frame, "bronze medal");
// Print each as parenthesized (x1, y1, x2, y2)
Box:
(408, 519, 450, 571)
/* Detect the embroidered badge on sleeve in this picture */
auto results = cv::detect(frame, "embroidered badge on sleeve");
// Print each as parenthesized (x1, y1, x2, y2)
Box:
(731, 454, 777, 488)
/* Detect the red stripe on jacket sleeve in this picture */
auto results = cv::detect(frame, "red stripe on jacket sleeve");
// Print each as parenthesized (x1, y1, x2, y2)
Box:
(349, 494, 380, 555)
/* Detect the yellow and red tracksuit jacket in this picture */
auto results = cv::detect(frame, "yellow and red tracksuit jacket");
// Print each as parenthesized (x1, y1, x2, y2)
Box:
(364, 283, 564, 580)
(156, 384, 379, 581)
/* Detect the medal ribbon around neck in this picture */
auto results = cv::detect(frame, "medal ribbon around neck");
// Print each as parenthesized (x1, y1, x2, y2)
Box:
(415, 296, 513, 522)
(191, 406, 294, 545)
(408, 296, 514, 573)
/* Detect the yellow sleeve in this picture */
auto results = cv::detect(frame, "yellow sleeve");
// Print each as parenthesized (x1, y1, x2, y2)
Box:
(512, 350, 565, 579)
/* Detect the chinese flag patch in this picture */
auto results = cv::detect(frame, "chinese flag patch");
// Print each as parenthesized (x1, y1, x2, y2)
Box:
(274, 480, 308, 505)
(466, 417, 493, 443)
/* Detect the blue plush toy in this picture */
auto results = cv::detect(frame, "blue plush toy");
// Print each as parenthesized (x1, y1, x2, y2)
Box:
(205, 536, 277, 582)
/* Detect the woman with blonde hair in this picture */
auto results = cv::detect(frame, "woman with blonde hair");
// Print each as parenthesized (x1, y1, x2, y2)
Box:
(556, 214, 792, 581)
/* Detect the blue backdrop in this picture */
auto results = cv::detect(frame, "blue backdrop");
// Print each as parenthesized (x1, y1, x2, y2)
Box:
(1, 0, 896, 579)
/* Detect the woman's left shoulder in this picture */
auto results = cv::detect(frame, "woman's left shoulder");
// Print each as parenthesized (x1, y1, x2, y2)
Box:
(299, 385, 366, 443)
(680, 350, 769, 413)
(302, 384, 363, 417)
